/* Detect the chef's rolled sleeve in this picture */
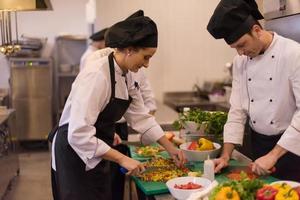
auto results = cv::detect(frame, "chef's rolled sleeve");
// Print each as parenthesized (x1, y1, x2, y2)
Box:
(140, 125, 164, 145)
(277, 126, 300, 156)
(223, 122, 245, 145)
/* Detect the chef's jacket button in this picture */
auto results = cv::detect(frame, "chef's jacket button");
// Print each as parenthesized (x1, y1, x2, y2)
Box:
(270, 121, 274, 124)
(269, 99, 273, 102)
(269, 77, 272, 81)
(251, 99, 254, 102)
(253, 120, 256, 124)
(272, 55, 275, 58)
(248, 78, 252, 81)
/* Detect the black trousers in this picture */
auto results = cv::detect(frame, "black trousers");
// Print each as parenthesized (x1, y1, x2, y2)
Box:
(251, 129, 300, 181)
(111, 122, 129, 200)
(52, 126, 112, 200)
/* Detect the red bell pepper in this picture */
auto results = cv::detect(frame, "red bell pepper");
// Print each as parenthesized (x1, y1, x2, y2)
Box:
(187, 141, 198, 150)
(256, 185, 278, 200)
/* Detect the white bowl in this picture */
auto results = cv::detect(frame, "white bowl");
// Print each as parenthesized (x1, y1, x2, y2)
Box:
(180, 142, 221, 161)
(166, 176, 212, 200)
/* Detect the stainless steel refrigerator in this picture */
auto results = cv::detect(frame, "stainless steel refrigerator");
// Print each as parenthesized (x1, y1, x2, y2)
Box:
(9, 58, 52, 140)
(264, 0, 300, 43)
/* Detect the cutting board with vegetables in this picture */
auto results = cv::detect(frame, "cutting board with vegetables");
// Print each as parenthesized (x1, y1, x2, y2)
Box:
(130, 157, 279, 196)
(129, 144, 170, 161)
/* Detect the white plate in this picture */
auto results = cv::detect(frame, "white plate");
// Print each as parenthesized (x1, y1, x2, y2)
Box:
(271, 180, 300, 188)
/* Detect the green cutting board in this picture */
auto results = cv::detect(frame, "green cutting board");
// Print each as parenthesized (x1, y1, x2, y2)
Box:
(129, 144, 170, 161)
(130, 153, 279, 196)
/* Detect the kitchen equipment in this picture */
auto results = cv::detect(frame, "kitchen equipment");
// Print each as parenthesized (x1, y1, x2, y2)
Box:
(179, 142, 221, 161)
(166, 177, 211, 200)
(9, 57, 52, 140)
(0, 110, 19, 198)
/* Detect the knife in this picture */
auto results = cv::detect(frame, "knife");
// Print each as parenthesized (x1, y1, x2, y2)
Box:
(231, 149, 276, 173)
(231, 149, 252, 165)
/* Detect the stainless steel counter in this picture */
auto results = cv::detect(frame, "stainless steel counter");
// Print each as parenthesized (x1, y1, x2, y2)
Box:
(163, 91, 230, 113)
(154, 101, 179, 131)
(0, 109, 19, 198)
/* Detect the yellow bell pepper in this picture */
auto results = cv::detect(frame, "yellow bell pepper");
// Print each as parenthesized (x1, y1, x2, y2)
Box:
(215, 186, 240, 200)
(275, 188, 299, 200)
(273, 183, 293, 193)
(197, 138, 214, 151)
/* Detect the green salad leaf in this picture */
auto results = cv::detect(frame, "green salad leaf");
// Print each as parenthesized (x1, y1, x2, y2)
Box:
(209, 175, 265, 200)
(172, 108, 228, 138)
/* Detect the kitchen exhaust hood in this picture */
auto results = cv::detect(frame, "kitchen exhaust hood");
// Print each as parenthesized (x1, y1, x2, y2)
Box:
(0, 0, 53, 11)
(0, 0, 52, 55)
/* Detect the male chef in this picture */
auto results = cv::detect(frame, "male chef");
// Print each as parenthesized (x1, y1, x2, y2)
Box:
(207, 0, 300, 181)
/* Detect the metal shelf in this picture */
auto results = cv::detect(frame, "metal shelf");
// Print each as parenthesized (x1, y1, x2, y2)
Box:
(53, 36, 87, 124)
(58, 72, 78, 77)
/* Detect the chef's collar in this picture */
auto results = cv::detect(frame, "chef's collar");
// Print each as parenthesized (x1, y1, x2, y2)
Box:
(113, 58, 128, 77)
(207, 0, 264, 45)
(250, 32, 278, 60)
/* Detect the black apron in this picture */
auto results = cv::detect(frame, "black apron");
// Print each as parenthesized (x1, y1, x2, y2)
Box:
(50, 52, 132, 200)
(111, 122, 129, 200)
(251, 128, 300, 181)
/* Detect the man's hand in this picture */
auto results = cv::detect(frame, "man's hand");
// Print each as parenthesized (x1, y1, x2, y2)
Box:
(213, 143, 235, 173)
(252, 144, 286, 175)
(213, 156, 230, 173)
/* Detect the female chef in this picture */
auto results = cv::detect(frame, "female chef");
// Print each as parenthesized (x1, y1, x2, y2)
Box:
(49, 11, 185, 200)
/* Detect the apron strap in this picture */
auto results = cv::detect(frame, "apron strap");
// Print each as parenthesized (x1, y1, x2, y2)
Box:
(108, 52, 116, 100)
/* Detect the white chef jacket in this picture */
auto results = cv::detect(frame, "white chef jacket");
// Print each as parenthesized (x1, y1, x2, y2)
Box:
(224, 33, 300, 156)
(52, 54, 164, 171)
(84, 48, 157, 123)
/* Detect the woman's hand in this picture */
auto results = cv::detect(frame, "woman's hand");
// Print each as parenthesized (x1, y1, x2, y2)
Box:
(113, 133, 122, 146)
(118, 156, 145, 176)
(168, 147, 186, 167)
(157, 135, 186, 167)
(213, 156, 229, 173)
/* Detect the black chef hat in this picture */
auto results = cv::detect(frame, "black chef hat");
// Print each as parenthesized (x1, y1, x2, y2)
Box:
(126, 10, 144, 19)
(90, 28, 108, 41)
(105, 10, 158, 48)
(207, 0, 264, 45)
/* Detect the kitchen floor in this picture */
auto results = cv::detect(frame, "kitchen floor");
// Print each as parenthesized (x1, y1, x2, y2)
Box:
(2, 149, 139, 200)
(3, 150, 52, 200)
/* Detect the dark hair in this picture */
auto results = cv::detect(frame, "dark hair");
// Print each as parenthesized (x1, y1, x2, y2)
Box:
(247, 20, 262, 36)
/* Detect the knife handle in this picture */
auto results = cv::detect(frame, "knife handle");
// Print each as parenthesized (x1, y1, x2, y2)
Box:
(120, 167, 128, 174)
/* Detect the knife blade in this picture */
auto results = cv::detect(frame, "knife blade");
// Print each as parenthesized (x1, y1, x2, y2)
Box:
(231, 149, 276, 173)
(231, 149, 252, 165)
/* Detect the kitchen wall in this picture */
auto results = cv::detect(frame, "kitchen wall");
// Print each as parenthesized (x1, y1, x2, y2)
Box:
(95, 0, 236, 100)
(0, 0, 264, 101)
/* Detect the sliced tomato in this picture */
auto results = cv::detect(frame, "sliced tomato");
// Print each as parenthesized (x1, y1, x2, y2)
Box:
(174, 182, 202, 189)
(188, 141, 198, 150)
